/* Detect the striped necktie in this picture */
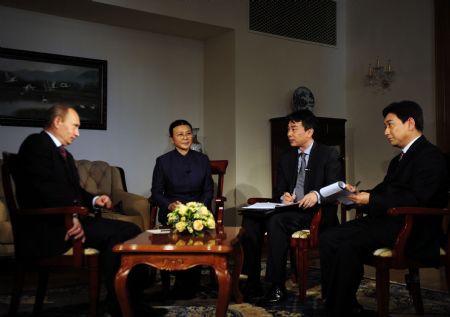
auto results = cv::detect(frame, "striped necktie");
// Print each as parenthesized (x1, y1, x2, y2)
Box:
(294, 152, 306, 201)
(59, 145, 67, 160)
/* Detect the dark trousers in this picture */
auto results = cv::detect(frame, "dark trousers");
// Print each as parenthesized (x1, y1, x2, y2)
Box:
(82, 217, 142, 299)
(242, 210, 312, 286)
(319, 216, 402, 316)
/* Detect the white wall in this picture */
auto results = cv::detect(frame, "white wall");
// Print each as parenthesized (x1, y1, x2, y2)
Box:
(0, 0, 436, 225)
(0, 6, 205, 197)
(346, 0, 435, 188)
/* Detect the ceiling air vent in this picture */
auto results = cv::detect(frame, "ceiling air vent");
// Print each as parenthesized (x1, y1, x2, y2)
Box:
(249, 0, 336, 46)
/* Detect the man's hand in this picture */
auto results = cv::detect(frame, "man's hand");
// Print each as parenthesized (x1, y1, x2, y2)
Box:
(298, 192, 318, 209)
(168, 201, 182, 211)
(283, 192, 296, 204)
(346, 183, 359, 193)
(94, 195, 112, 209)
(65, 216, 86, 243)
(349, 191, 370, 205)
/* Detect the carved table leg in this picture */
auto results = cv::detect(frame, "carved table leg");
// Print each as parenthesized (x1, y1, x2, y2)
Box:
(115, 257, 133, 317)
(214, 257, 231, 317)
(231, 242, 243, 303)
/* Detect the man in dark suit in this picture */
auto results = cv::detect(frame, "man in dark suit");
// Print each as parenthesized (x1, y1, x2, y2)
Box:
(241, 109, 343, 303)
(320, 100, 448, 316)
(15, 104, 145, 316)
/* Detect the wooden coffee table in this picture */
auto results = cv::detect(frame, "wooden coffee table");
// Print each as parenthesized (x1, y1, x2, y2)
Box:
(113, 226, 244, 317)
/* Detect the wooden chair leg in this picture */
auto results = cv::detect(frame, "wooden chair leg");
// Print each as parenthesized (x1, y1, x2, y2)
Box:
(289, 246, 298, 283)
(8, 266, 24, 317)
(297, 246, 309, 303)
(375, 266, 390, 317)
(33, 269, 48, 316)
(405, 268, 424, 315)
(88, 261, 100, 317)
(445, 263, 450, 296)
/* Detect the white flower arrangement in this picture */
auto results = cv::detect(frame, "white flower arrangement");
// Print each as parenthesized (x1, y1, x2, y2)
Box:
(167, 202, 215, 235)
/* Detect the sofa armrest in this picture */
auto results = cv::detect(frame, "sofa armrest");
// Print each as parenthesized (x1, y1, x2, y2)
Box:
(112, 190, 150, 230)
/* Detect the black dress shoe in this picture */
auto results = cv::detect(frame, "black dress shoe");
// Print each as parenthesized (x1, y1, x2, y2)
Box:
(260, 284, 287, 303)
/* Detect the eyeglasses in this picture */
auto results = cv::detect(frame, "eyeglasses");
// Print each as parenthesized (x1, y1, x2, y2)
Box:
(174, 132, 193, 139)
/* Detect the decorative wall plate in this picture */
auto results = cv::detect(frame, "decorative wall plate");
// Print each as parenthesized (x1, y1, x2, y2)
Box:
(292, 86, 315, 112)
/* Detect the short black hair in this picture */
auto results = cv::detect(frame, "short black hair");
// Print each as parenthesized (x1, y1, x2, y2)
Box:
(44, 103, 75, 128)
(287, 109, 317, 131)
(169, 119, 192, 137)
(382, 100, 424, 132)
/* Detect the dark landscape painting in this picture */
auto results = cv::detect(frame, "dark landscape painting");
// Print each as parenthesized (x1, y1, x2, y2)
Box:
(0, 48, 107, 129)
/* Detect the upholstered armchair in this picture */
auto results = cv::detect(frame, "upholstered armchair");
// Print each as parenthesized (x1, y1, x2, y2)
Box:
(0, 159, 150, 259)
(0, 159, 14, 257)
(75, 160, 150, 231)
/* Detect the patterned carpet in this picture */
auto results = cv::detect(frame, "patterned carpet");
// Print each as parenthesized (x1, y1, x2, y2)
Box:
(0, 267, 449, 316)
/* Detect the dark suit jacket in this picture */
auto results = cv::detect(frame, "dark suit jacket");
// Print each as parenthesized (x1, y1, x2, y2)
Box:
(15, 131, 94, 257)
(275, 142, 344, 229)
(367, 135, 448, 262)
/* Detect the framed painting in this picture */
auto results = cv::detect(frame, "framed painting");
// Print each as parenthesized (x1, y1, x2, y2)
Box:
(0, 47, 107, 130)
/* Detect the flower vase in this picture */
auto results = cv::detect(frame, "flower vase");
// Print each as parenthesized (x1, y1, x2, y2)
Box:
(191, 128, 203, 153)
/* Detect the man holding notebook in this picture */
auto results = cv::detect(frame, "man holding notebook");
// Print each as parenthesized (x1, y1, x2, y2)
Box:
(320, 101, 448, 316)
(241, 109, 343, 303)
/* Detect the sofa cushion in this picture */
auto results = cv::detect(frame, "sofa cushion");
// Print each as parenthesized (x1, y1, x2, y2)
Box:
(76, 160, 114, 196)
(0, 200, 8, 222)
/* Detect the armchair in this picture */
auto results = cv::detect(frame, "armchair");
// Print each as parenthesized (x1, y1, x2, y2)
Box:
(149, 159, 228, 228)
(245, 197, 324, 303)
(76, 159, 150, 230)
(147, 159, 228, 292)
(360, 204, 450, 317)
(0, 159, 150, 259)
(2, 152, 100, 317)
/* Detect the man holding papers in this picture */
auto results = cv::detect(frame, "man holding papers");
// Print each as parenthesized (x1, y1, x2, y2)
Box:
(319, 101, 448, 316)
(241, 109, 343, 303)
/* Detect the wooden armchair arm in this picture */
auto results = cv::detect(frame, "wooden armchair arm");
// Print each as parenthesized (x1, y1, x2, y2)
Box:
(388, 206, 450, 216)
(17, 206, 90, 267)
(247, 197, 276, 204)
(215, 196, 226, 225)
(309, 208, 322, 247)
(17, 206, 90, 217)
(387, 206, 449, 266)
(148, 196, 158, 229)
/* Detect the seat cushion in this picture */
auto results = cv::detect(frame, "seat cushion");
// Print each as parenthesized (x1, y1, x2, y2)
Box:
(291, 229, 310, 239)
(372, 247, 446, 257)
(63, 247, 99, 256)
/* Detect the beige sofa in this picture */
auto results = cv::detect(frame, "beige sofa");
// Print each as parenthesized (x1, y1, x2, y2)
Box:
(0, 159, 150, 258)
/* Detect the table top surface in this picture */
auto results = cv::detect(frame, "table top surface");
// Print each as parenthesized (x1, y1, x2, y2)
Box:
(113, 226, 243, 254)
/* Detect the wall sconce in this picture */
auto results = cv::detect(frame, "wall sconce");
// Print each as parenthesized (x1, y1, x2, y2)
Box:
(365, 57, 395, 91)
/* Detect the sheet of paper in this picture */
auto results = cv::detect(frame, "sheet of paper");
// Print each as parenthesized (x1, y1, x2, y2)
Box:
(319, 181, 354, 205)
(146, 229, 171, 234)
(242, 202, 285, 209)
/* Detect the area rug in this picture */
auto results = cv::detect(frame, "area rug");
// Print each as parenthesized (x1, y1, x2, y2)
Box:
(1, 267, 449, 316)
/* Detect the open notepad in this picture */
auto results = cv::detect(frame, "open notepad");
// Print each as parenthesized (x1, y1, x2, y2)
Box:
(240, 202, 297, 217)
(319, 181, 353, 205)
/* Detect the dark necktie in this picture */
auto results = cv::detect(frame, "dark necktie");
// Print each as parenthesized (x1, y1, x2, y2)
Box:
(59, 145, 67, 160)
(294, 152, 306, 201)
(399, 152, 404, 161)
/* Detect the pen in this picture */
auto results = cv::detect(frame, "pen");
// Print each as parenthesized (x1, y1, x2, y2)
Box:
(354, 181, 361, 193)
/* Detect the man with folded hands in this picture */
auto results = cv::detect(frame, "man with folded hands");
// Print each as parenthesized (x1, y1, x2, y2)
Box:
(241, 109, 343, 303)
